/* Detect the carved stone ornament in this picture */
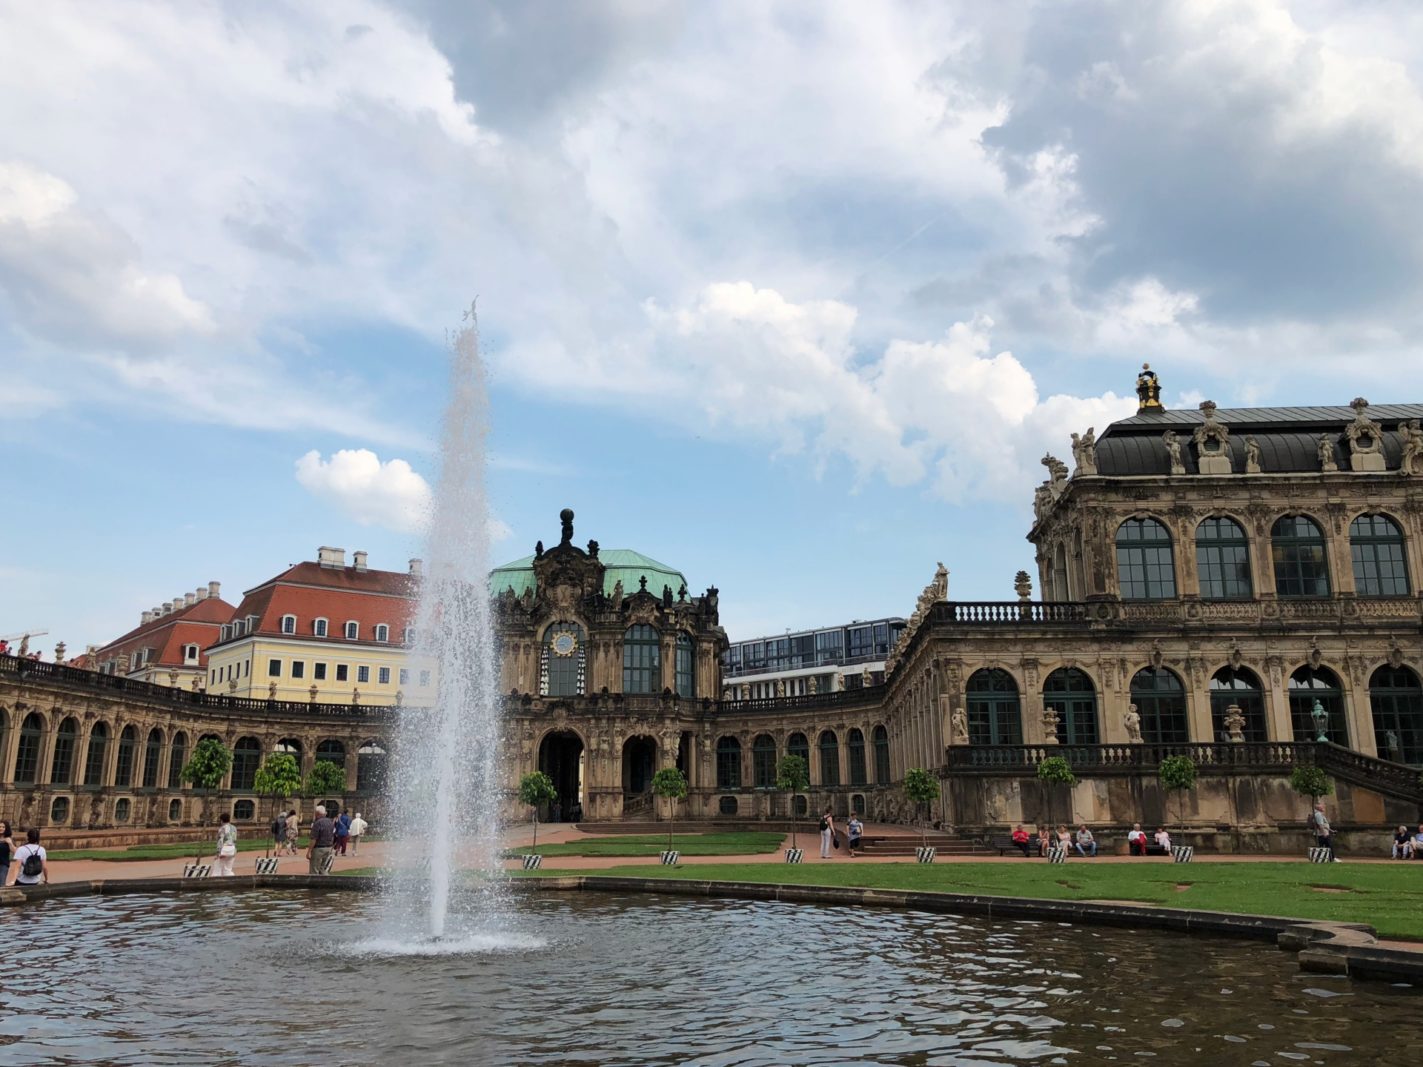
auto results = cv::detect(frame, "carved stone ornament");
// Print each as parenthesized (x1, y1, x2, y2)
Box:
(1041, 705, 1061, 743)
(1162, 430, 1186, 475)
(1071, 426, 1098, 476)
(951, 706, 969, 743)
(1228, 642, 1243, 671)
(1191, 400, 1232, 474)
(1345, 398, 1386, 471)
(1244, 435, 1262, 475)
(1223, 703, 1246, 743)
(1123, 704, 1143, 743)
(1318, 432, 1340, 472)
(1388, 636, 1405, 670)
(1399, 420, 1423, 476)
(1149, 641, 1164, 671)
(1042, 453, 1070, 497)
(1307, 636, 1323, 670)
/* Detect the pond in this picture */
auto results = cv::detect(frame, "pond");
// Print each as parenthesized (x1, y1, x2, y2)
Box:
(0, 889, 1417, 1065)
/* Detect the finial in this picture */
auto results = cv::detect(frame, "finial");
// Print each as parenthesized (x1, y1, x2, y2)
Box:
(559, 508, 574, 545)
(1135, 363, 1164, 414)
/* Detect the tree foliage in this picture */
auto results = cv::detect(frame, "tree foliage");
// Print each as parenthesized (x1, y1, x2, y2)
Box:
(651, 767, 689, 851)
(1289, 764, 1334, 820)
(775, 754, 810, 849)
(305, 759, 346, 800)
(1037, 755, 1076, 827)
(253, 752, 303, 856)
(181, 737, 231, 861)
(903, 767, 940, 848)
(1158, 755, 1197, 839)
(518, 771, 557, 851)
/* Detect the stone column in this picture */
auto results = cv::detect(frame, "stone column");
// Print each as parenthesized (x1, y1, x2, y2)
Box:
(1342, 684, 1377, 757)
(1264, 658, 1292, 742)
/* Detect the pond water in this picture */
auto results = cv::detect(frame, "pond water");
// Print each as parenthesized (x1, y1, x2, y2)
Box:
(0, 889, 1418, 1065)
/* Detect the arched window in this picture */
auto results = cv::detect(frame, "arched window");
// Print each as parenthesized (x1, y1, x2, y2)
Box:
(114, 726, 137, 787)
(142, 728, 164, 787)
(1129, 668, 1190, 743)
(1370, 666, 1423, 765)
(357, 739, 388, 792)
(167, 731, 187, 789)
(1196, 517, 1252, 599)
(1351, 515, 1410, 597)
(675, 634, 695, 699)
(84, 722, 110, 787)
(314, 618, 328, 638)
(13, 713, 43, 784)
(1210, 667, 1268, 743)
(819, 730, 840, 786)
(50, 797, 70, 825)
(234, 799, 256, 820)
(542, 622, 586, 697)
(1272, 516, 1330, 597)
(315, 739, 346, 771)
(623, 625, 661, 694)
(50, 717, 79, 785)
(1115, 518, 1177, 600)
(1043, 668, 1098, 745)
(232, 736, 261, 790)
(752, 734, 777, 788)
(716, 736, 741, 789)
(872, 725, 891, 784)
(1289, 666, 1348, 744)
(280, 614, 296, 635)
(787, 731, 810, 769)
(375, 624, 389, 643)
(847, 728, 867, 785)
(966, 668, 1023, 745)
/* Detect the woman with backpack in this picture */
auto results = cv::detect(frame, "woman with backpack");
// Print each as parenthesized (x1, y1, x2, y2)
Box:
(214, 812, 238, 877)
(818, 807, 837, 859)
(14, 828, 47, 887)
(0, 820, 15, 886)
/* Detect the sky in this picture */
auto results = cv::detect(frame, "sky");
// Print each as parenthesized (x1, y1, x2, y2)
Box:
(3, 0, 1423, 657)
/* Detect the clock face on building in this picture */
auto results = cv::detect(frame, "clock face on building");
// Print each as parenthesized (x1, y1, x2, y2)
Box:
(551, 630, 578, 657)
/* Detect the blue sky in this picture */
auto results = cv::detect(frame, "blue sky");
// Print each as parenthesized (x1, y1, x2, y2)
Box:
(3, 1, 1421, 656)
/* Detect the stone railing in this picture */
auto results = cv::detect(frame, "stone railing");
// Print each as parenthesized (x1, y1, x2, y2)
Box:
(1311, 742, 1423, 802)
(943, 601, 1090, 624)
(716, 686, 886, 716)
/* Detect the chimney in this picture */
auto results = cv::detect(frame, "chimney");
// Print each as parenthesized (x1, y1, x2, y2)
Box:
(141, 610, 153, 625)
(152, 605, 162, 619)
(208, 580, 221, 599)
(170, 598, 183, 614)
(409, 558, 424, 577)
(196, 586, 208, 601)
(353, 550, 369, 573)
(317, 546, 346, 569)
(184, 592, 196, 607)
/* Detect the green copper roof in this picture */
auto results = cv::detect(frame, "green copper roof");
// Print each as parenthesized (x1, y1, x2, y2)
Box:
(490, 549, 689, 599)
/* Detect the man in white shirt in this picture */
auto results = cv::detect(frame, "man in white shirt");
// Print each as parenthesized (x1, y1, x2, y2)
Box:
(1127, 823, 1147, 856)
(13, 828, 47, 886)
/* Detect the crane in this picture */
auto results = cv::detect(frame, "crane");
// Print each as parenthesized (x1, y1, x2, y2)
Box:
(0, 629, 49, 657)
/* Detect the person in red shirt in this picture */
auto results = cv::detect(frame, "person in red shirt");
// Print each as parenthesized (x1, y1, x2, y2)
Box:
(1010, 825, 1031, 857)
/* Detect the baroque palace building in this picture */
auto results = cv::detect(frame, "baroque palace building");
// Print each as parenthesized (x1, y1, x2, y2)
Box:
(1, 369, 1420, 843)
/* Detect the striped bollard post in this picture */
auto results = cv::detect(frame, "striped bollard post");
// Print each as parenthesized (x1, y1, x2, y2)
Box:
(254, 857, 280, 875)
(1308, 847, 1332, 864)
(784, 848, 803, 864)
(522, 854, 543, 870)
(1046, 847, 1067, 864)
(660, 851, 680, 866)
(1172, 846, 1194, 863)
(182, 864, 211, 879)
(916, 846, 937, 864)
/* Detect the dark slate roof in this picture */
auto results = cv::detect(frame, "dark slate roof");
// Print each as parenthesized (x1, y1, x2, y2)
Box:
(1095, 403, 1423, 476)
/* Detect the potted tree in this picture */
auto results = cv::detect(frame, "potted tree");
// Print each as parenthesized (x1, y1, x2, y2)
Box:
(180, 737, 232, 869)
(1158, 755, 1197, 862)
(1036, 756, 1075, 861)
(1289, 764, 1334, 861)
(253, 751, 302, 861)
(305, 759, 347, 813)
(775, 754, 809, 863)
(517, 771, 557, 870)
(903, 767, 940, 863)
(651, 767, 689, 865)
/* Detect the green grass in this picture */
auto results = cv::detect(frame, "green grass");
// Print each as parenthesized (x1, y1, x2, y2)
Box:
(523, 860, 1423, 941)
(509, 832, 784, 858)
(51, 833, 386, 863)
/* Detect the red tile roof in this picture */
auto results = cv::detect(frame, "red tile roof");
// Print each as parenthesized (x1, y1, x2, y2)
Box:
(96, 595, 236, 668)
(218, 561, 417, 649)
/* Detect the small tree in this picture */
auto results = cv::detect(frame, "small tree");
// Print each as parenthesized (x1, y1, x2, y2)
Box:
(1289, 764, 1334, 824)
(1158, 755, 1197, 840)
(517, 771, 557, 851)
(181, 737, 232, 862)
(651, 767, 689, 852)
(903, 768, 940, 849)
(253, 752, 302, 857)
(775, 754, 810, 849)
(1036, 755, 1076, 828)
(305, 759, 347, 809)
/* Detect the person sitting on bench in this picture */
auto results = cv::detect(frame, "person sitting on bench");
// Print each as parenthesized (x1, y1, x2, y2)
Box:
(1153, 827, 1172, 854)
(1127, 823, 1148, 856)
(1074, 825, 1097, 857)
(1393, 825, 1415, 859)
(1011, 825, 1031, 857)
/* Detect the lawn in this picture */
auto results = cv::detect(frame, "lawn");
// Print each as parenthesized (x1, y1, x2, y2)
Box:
(525, 860, 1423, 941)
(507, 832, 784, 858)
(50, 837, 305, 861)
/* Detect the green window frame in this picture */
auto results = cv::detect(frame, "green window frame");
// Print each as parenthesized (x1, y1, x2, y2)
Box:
(752, 734, 776, 787)
(85, 722, 110, 787)
(818, 731, 840, 786)
(1370, 666, 1423, 765)
(1129, 668, 1189, 743)
(847, 728, 867, 786)
(716, 735, 741, 789)
(1351, 514, 1410, 597)
(1043, 667, 1099, 745)
(966, 668, 1023, 745)
(1209, 667, 1268, 743)
(114, 725, 137, 787)
(872, 725, 891, 784)
(14, 713, 43, 785)
(1272, 515, 1330, 597)
(1116, 518, 1177, 600)
(623, 624, 661, 694)
(50, 717, 78, 785)
(231, 737, 261, 790)
(142, 728, 164, 788)
(1196, 516, 1252, 599)
(167, 732, 187, 789)
(675, 634, 695, 699)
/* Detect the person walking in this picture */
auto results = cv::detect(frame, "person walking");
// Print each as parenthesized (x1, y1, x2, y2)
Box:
(214, 812, 238, 877)
(818, 807, 836, 859)
(0, 820, 15, 886)
(348, 812, 368, 856)
(307, 805, 336, 874)
(271, 810, 287, 856)
(13, 828, 48, 887)
(285, 809, 300, 856)
(334, 809, 351, 856)
(1312, 802, 1337, 862)
(847, 812, 864, 858)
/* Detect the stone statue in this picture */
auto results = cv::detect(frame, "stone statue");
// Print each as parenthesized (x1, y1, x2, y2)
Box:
(1344, 398, 1385, 471)
(534, 540, 544, 559)
(932, 563, 948, 600)
(587, 539, 600, 558)
(861, 667, 873, 688)
(268, 680, 277, 700)
(775, 678, 786, 698)
(1041, 706, 1061, 744)
(611, 579, 624, 609)
(661, 584, 673, 608)
(352, 687, 361, 705)
(951, 706, 969, 744)
(560, 507, 575, 545)
(1223, 703, 1246, 743)
(1070, 427, 1098, 476)
(740, 684, 750, 700)
(309, 684, 318, 703)
(1033, 483, 1052, 521)
(1318, 433, 1339, 472)
(1386, 729, 1402, 759)
(1310, 699, 1329, 742)
(1244, 435, 1262, 474)
(1400, 420, 1423, 476)
(807, 675, 818, 695)
(1192, 400, 1232, 473)
(1041, 453, 1069, 496)
(1123, 703, 1143, 743)
(1162, 431, 1185, 475)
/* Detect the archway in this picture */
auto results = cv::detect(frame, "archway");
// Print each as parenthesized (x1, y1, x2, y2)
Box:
(538, 730, 584, 821)
(622, 735, 657, 795)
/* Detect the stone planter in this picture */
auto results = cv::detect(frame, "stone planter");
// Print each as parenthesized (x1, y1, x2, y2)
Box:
(521, 854, 543, 870)
(659, 850, 680, 866)
(784, 848, 804, 864)
(1046, 847, 1067, 864)
(916, 846, 937, 864)
(1172, 846, 1194, 864)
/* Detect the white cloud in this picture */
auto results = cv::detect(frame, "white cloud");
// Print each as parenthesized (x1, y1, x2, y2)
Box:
(295, 449, 432, 533)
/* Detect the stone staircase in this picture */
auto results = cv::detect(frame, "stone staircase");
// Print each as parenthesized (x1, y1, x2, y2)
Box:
(856, 832, 992, 857)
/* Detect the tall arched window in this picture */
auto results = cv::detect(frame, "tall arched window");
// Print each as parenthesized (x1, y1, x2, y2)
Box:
(50, 717, 79, 785)
(84, 722, 110, 787)
(1272, 516, 1330, 597)
(1370, 666, 1423, 765)
(623, 625, 661, 694)
(542, 622, 586, 697)
(1042, 668, 1098, 745)
(1129, 668, 1190, 743)
(716, 736, 741, 789)
(675, 634, 695, 699)
(13, 713, 43, 784)
(142, 728, 164, 788)
(752, 734, 777, 787)
(357, 739, 388, 792)
(819, 730, 840, 786)
(1196, 517, 1252, 599)
(1210, 667, 1268, 743)
(114, 726, 137, 787)
(787, 732, 810, 769)
(1289, 666, 1347, 744)
(1115, 518, 1177, 600)
(872, 725, 891, 784)
(167, 731, 187, 789)
(847, 728, 867, 785)
(315, 739, 346, 771)
(1351, 515, 1410, 597)
(232, 736, 262, 790)
(966, 668, 1022, 745)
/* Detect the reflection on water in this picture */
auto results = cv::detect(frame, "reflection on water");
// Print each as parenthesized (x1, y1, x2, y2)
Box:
(0, 890, 1418, 1066)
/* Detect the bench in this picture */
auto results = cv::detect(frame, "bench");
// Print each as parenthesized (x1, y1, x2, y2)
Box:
(991, 835, 1030, 857)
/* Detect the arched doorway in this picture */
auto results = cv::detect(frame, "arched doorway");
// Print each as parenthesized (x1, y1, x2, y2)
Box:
(622, 735, 656, 795)
(538, 730, 584, 821)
